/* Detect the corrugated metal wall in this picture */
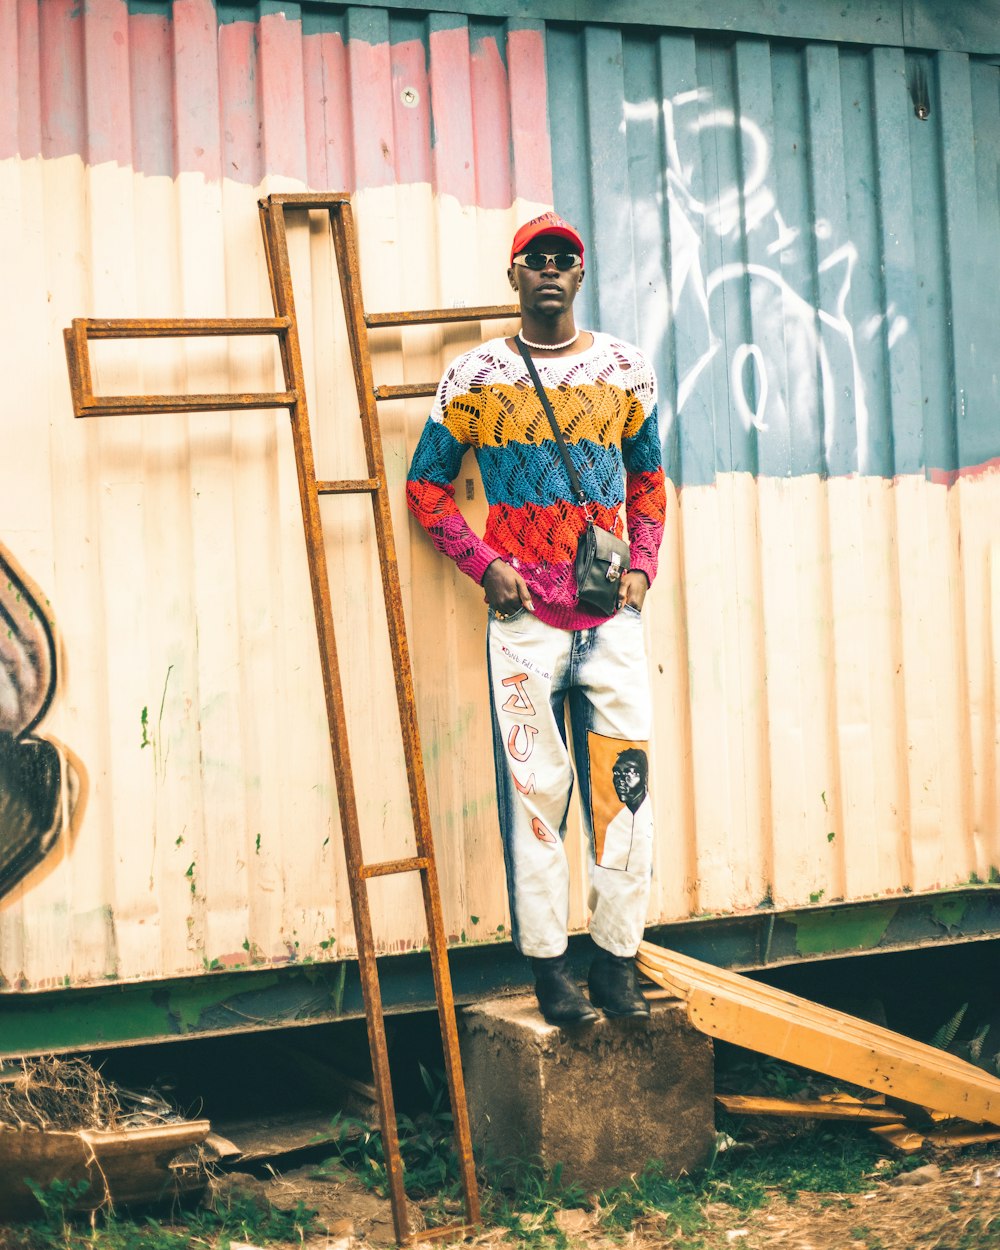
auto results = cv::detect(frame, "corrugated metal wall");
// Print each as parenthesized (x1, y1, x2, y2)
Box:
(1, 0, 998, 993)
(544, 27, 1000, 923)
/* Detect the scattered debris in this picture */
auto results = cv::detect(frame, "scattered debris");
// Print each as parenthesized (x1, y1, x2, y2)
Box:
(553, 1207, 594, 1235)
(0, 1056, 123, 1131)
(0, 1055, 210, 1220)
(892, 1162, 942, 1186)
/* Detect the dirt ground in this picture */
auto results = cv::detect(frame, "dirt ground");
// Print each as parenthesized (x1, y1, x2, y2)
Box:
(238, 1147, 1000, 1250)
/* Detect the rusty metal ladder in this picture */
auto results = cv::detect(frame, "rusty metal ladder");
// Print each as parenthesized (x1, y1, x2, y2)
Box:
(63, 190, 518, 1245)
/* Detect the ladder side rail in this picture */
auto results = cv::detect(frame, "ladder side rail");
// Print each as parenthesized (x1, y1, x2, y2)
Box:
(259, 199, 412, 1243)
(258, 204, 296, 403)
(327, 200, 480, 1228)
(328, 203, 433, 859)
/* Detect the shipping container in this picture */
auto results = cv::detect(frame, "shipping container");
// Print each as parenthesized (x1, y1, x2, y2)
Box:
(1, 0, 998, 1052)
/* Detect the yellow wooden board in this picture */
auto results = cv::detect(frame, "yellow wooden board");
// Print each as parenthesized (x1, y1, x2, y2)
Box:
(638, 942, 1000, 1126)
(868, 1123, 925, 1154)
(717, 1094, 901, 1123)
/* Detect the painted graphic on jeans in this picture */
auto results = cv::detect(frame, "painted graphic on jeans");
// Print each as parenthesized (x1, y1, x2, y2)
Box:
(500, 670, 556, 845)
(590, 734, 652, 874)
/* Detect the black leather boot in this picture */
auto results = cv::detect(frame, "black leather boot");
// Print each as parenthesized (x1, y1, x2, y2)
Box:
(588, 946, 650, 1018)
(531, 954, 599, 1025)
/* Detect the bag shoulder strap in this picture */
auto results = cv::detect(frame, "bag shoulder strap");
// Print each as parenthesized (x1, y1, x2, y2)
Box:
(515, 336, 587, 505)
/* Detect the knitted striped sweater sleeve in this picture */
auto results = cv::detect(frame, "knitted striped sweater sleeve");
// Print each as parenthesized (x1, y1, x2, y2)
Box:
(405, 351, 503, 585)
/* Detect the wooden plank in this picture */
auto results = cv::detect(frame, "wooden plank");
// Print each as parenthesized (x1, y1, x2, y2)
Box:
(638, 941, 1000, 1125)
(640, 942, 1000, 1093)
(717, 1094, 902, 1123)
(925, 1125, 1000, 1148)
(869, 1123, 925, 1154)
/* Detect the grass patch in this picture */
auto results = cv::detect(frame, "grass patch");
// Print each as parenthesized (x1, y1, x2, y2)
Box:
(314, 1063, 916, 1249)
(0, 1179, 318, 1250)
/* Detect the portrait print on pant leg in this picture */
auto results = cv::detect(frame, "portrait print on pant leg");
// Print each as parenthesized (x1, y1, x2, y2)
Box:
(589, 732, 653, 875)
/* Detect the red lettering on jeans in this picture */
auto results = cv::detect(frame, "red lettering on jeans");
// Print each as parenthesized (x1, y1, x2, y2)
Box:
(513, 772, 536, 795)
(501, 672, 536, 716)
(532, 817, 556, 843)
(507, 724, 538, 762)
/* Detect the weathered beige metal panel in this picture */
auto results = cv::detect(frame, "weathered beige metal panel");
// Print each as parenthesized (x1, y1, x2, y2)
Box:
(2, 2, 998, 995)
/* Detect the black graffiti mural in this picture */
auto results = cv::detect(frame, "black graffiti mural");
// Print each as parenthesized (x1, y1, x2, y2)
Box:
(0, 547, 64, 898)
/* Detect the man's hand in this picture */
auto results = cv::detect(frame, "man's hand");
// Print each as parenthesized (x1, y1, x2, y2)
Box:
(483, 560, 535, 615)
(617, 570, 649, 613)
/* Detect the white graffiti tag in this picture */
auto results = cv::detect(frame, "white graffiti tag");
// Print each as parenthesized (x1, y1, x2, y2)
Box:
(628, 88, 909, 468)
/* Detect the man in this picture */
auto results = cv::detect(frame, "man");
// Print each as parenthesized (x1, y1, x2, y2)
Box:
(406, 212, 665, 1024)
(600, 749, 652, 875)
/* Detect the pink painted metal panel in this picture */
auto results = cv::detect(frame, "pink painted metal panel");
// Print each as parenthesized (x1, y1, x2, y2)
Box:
(6, 1, 553, 208)
(303, 31, 354, 192)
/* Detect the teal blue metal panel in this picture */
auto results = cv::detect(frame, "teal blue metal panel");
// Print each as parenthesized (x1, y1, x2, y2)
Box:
(871, 47, 925, 477)
(658, 33, 711, 486)
(804, 43, 855, 479)
(285, 1, 1000, 57)
(548, 26, 1000, 486)
(939, 52, 981, 477)
(735, 38, 785, 479)
(970, 59, 1000, 473)
(584, 26, 636, 340)
(908, 55, 956, 477)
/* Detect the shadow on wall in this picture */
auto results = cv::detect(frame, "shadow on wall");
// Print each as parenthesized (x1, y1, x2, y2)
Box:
(0, 545, 86, 901)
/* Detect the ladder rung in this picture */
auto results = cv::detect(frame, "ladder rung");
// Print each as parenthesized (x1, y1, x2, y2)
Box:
(366, 303, 519, 328)
(375, 382, 437, 402)
(317, 478, 380, 495)
(265, 192, 352, 209)
(79, 317, 291, 338)
(360, 856, 430, 879)
(76, 391, 297, 416)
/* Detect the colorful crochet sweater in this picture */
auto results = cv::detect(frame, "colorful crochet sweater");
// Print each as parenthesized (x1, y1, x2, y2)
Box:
(406, 333, 666, 630)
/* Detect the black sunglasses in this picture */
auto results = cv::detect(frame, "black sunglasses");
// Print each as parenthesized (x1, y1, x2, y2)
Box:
(512, 251, 582, 271)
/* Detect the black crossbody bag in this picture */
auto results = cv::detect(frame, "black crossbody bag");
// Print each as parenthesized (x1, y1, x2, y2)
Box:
(516, 338, 631, 617)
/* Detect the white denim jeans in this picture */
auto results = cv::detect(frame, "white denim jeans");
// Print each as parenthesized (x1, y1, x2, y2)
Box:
(486, 606, 654, 958)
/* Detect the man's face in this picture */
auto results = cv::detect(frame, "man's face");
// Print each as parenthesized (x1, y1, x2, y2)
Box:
(613, 758, 645, 807)
(508, 233, 584, 316)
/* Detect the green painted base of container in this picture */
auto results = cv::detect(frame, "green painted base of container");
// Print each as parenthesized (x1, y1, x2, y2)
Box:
(1, 888, 998, 1058)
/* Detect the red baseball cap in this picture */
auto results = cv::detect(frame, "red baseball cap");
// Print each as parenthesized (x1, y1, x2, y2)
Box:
(510, 212, 584, 264)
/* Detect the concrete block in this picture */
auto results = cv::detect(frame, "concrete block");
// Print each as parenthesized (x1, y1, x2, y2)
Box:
(459, 995, 714, 1191)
